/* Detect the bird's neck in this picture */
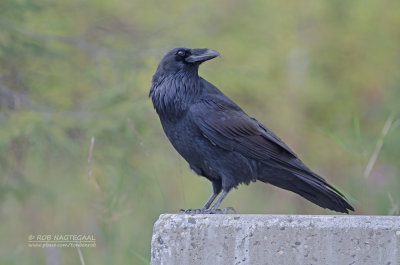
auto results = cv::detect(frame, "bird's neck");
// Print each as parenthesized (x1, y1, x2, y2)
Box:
(150, 70, 202, 119)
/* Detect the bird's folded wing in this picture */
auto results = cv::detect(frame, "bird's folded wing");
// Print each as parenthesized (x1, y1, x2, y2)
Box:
(189, 98, 339, 187)
(189, 99, 298, 162)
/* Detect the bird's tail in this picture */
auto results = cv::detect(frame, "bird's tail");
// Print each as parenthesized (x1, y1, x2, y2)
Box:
(259, 169, 354, 213)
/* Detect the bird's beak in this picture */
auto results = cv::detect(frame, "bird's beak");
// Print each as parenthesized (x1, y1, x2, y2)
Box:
(185, 49, 220, 63)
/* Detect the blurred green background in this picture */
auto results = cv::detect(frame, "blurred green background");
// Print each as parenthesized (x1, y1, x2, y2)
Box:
(1, 0, 400, 264)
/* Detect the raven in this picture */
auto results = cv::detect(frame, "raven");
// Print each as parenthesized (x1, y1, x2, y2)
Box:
(150, 47, 354, 214)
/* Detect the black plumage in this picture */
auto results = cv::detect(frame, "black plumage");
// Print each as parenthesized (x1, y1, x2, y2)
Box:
(150, 47, 354, 214)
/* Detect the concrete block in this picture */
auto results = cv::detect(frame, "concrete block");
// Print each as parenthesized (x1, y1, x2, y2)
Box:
(151, 214, 400, 265)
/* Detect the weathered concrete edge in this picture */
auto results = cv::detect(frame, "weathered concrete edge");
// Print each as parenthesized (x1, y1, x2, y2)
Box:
(153, 213, 400, 230)
(151, 214, 400, 265)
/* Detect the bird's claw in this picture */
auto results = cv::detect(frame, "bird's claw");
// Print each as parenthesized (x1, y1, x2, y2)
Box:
(178, 208, 205, 214)
(217, 207, 236, 214)
(178, 207, 236, 214)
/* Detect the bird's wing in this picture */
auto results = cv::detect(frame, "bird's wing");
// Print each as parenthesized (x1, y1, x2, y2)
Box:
(189, 97, 350, 211)
(189, 98, 298, 162)
(190, 97, 347, 200)
(189, 97, 335, 185)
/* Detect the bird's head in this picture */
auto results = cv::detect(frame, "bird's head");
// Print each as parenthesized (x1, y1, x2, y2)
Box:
(154, 47, 220, 76)
(150, 47, 220, 115)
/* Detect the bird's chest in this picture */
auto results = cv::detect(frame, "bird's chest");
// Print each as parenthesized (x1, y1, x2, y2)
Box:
(160, 116, 215, 166)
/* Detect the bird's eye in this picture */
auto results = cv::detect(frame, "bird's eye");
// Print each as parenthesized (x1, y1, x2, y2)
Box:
(177, 50, 186, 57)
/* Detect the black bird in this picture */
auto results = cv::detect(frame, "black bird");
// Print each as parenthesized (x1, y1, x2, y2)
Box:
(150, 47, 354, 214)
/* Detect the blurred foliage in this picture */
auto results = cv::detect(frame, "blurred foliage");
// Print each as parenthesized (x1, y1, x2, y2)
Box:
(1, 0, 400, 264)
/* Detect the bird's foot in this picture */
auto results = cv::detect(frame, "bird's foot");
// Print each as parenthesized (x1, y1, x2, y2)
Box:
(212, 207, 236, 214)
(178, 208, 206, 214)
(178, 207, 236, 214)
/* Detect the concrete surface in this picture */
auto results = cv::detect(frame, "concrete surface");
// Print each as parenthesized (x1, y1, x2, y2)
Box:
(151, 214, 400, 265)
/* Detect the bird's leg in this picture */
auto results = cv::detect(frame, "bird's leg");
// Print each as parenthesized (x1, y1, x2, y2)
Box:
(201, 192, 218, 210)
(179, 192, 219, 214)
(207, 190, 236, 214)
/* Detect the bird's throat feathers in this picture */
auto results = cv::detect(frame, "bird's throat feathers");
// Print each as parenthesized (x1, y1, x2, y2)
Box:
(150, 70, 202, 119)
